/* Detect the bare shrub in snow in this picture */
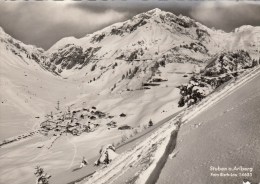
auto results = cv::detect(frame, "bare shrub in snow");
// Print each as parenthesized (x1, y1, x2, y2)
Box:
(34, 166, 51, 184)
(148, 119, 153, 127)
(121, 134, 128, 143)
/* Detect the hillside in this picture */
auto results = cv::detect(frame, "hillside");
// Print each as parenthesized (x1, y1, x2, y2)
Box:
(75, 66, 260, 184)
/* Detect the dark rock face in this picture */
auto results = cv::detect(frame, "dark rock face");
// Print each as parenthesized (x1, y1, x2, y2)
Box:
(158, 12, 197, 29)
(175, 16, 197, 28)
(91, 33, 106, 43)
(129, 19, 147, 32)
(48, 44, 101, 72)
(196, 28, 210, 41)
(50, 44, 83, 70)
(178, 50, 257, 107)
(110, 28, 124, 36)
(110, 19, 147, 37)
(180, 42, 208, 54)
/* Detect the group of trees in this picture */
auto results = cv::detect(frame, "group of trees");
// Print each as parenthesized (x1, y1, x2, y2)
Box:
(178, 50, 259, 107)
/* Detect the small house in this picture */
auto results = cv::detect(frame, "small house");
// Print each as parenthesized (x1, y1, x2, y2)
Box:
(119, 113, 126, 117)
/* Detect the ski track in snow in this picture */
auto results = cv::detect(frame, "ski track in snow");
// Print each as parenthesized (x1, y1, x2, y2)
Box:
(67, 136, 78, 170)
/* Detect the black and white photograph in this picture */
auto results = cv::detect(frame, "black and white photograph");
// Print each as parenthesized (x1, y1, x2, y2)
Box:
(0, 0, 259, 184)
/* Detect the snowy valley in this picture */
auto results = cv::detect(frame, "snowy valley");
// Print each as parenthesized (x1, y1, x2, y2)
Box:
(0, 8, 259, 184)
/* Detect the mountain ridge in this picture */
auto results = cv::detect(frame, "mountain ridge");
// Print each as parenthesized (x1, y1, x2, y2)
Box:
(0, 8, 259, 90)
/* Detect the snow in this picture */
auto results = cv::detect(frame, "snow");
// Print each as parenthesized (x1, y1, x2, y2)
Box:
(156, 67, 260, 184)
(0, 8, 259, 184)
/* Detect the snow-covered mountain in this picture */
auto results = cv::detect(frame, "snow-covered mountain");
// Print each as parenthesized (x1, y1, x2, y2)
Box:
(41, 9, 259, 92)
(1, 8, 259, 109)
(46, 9, 259, 69)
(46, 8, 216, 74)
(0, 27, 54, 73)
(1, 9, 259, 94)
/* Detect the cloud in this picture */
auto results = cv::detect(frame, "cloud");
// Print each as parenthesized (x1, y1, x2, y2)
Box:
(190, 2, 260, 31)
(0, 1, 259, 50)
(0, 2, 127, 49)
(71, 1, 198, 19)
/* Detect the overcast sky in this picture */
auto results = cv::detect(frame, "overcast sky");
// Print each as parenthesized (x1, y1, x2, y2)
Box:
(0, 1, 259, 50)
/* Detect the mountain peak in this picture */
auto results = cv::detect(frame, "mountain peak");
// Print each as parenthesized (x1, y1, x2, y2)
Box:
(234, 25, 254, 33)
(147, 8, 162, 14)
(145, 8, 171, 18)
(132, 8, 167, 21)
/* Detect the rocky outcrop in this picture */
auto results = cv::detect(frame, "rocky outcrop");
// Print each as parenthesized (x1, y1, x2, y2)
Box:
(47, 44, 101, 72)
(196, 28, 210, 41)
(179, 42, 208, 54)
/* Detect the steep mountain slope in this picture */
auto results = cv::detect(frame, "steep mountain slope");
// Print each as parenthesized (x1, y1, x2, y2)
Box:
(42, 9, 216, 94)
(156, 67, 260, 184)
(44, 8, 259, 94)
(0, 27, 51, 73)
